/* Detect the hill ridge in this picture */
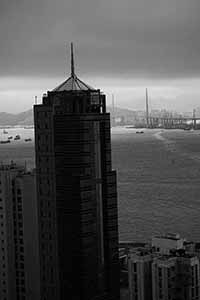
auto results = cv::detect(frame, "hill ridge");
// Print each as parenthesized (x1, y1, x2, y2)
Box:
(0, 106, 136, 126)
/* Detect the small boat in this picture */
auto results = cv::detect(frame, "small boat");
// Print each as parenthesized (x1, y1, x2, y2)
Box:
(3, 129, 8, 134)
(24, 126, 34, 129)
(24, 138, 32, 142)
(8, 136, 13, 139)
(14, 135, 21, 140)
(0, 140, 11, 144)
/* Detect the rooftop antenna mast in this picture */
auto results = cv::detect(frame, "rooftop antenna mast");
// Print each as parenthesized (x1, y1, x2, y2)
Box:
(193, 108, 196, 119)
(146, 88, 149, 128)
(193, 108, 196, 129)
(71, 42, 75, 78)
(35, 96, 38, 105)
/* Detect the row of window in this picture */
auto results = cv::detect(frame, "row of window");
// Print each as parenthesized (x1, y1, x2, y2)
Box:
(12, 183, 26, 298)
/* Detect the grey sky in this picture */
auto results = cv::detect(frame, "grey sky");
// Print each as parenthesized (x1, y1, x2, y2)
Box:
(0, 0, 200, 112)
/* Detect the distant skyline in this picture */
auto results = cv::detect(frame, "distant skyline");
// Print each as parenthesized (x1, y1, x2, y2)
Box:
(1, 0, 200, 113)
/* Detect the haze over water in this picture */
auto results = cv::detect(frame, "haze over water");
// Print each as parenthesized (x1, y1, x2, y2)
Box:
(1, 127, 200, 242)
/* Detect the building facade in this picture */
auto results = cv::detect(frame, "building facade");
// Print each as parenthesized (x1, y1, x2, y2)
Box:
(34, 44, 120, 300)
(0, 162, 40, 300)
(128, 235, 200, 300)
(128, 248, 152, 300)
(152, 255, 200, 300)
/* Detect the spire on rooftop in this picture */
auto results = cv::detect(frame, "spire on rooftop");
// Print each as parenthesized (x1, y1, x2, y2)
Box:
(53, 43, 95, 92)
(71, 42, 75, 77)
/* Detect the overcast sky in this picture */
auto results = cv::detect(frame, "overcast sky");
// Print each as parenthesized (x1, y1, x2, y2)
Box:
(1, 0, 200, 113)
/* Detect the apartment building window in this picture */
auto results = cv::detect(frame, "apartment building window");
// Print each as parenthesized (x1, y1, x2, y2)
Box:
(17, 189, 21, 195)
(18, 222, 23, 229)
(133, 263, 137, 272)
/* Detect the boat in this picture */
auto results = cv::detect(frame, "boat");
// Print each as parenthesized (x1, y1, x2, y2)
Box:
(183, 128, 191, 131)
(0, 140, 11, 144)
(24, 126, 34, 129)
(8, 136, 13, 139)
(14, 135, 21, 140)
(3, 129, 8, 134)
(24, 138, 32, 142)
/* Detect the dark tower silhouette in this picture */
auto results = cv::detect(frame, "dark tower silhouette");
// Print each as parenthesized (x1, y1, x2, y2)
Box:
(34, 43, 120, 300)
(111, 94, 116, 127)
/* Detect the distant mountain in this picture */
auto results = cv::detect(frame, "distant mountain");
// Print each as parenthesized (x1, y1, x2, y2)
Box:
(0, 109, 33, 126)
(0, 106, 137, 126)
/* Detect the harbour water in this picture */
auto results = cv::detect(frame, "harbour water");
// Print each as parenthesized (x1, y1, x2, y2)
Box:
(0, 127, 200, 242)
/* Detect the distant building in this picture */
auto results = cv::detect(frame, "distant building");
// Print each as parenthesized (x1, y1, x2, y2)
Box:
(34, 44, 120, 299)
(128, 234, 200, 300)
(0, 162, 40, 300)
(152, 233, 184, 255)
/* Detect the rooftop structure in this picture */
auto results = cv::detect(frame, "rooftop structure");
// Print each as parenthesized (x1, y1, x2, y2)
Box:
(152, 233, 184, 255)
(53, 43, 95, 92)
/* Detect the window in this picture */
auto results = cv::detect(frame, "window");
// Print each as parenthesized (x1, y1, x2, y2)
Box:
(17, 189, 21, 195)
(133, 263, 137, 272)
(20, 263, 24, 269)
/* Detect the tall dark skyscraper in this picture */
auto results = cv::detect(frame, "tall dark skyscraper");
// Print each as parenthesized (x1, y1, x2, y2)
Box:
(34, 44, 120, 300)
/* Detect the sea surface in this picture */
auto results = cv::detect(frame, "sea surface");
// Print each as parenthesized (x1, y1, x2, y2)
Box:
(1, 127, 200, 243)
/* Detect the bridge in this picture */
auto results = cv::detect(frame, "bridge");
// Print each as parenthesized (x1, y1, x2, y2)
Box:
(147, 116, 200, 129)
(145, 89, 200, 129)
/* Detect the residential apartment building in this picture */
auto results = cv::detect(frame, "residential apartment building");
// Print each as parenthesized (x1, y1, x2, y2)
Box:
(0, 162, 40, 300)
